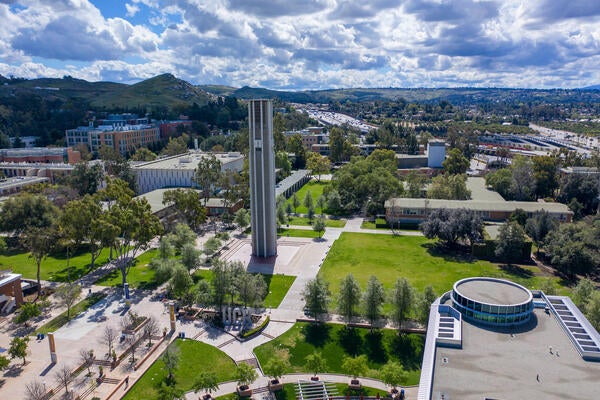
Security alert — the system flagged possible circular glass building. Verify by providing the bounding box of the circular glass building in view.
[451,277,534,326]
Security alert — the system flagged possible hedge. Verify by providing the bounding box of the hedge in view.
[239,316,270,339]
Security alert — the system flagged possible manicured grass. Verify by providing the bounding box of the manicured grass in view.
[193,270,295,308]
[36,293,106,335]
[123,339,237,400]
[0,246,109,282]
[319,233,570,304]
[286,180,328,215]
[287,216,346,228]
[254,322,424,386]
[95,249,160,290]
[278,228,322,239]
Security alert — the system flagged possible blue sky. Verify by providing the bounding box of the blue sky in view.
[0,0,599,89]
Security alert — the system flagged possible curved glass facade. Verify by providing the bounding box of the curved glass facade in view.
[452,278,534,326]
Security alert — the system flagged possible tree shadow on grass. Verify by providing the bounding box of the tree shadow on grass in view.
[303,323,330,348]
[421,242,476,264]
[388,334,425,370]
[364,330,387,364]
[337,326,363,356]
[499,264,533,279]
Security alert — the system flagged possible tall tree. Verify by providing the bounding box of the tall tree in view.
[420,208,483,247]
[495,221,528,264]
[234,208,250,234]
[162,189,207,231]
[193,154,223,206]
[337,274,361,322]
[525,211,558,256]
[341,355,368,380]
[302,277,330,321]
[286,133,306,169]
[380,361,407,393]
[306,152,330,182]
[389,278,414,333]
[442,148,469,175]
[0,193,59,236]
[510,155,536,201]
[532,156,558,198]
[427,174,471,200]
[193,371,219,398]
[304,351,327,378]
[362,275,385,329]
[25,380,46,400]
[416,286,437,326]
[313,217,326,238]
[9,336,29,365]
[68,162,104,196]
[180,243,201,275]
[22,226,59,298]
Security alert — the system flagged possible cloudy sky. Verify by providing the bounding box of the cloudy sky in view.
[0,0,599,89]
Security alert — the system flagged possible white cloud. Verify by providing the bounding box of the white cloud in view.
[0,0,599,89]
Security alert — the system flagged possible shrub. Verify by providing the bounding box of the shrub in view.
[239,317,270,339]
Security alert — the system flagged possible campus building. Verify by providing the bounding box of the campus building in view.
[0,147,81,164]
[384,198,573,224]
[131,151,244,195]
[418,277,600,400]
[65,122,160,155]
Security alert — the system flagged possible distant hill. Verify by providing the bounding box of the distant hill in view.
[582,84,600,90]
[199,85,600,105]
[0,73,212,110]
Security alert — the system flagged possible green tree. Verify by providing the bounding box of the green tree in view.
[405,171,427,198]
[0,355,9,371]
[313,216,326,238]
[286,133,306,169]
[55,282,82,320]
[546,222,597,278]
[307,204,315,223]
[329,127,345,163]
[442,148,469,175]
[275,151,292,177]
[193,154,223,206]
[510,155,536,201]
[362,275,385,329]
[15,303,41,324]
[22,226,59,298]
[161,136,188,156]
[558,174,599,216]
[306,152,330,182]
[302,277,330,321]
[180,243,201,275]
[427,174,470,200]
[163,189,207,230]
[193,371,219,398]
[304,351,327,377]
[234,208,250,234]
[420,208,483,247]
[169,265,193,298]
[203,237,221,258]
[162,346,180,382]
[130,147,157,161]
[0,193,59,236]
[316,195,326,215]
[532,156,558,198]
[485,168,513,199]
[379,361,407,391]
[342,355,368,379]
[337,273,361,322]
[263,351,290,382]
[68,162,104,196]
[9,336,29,365]
[158,236,175,260]
[585,291,600,331]
[495,221,528,264]
[107,197,163,286]
[525,211,558,256]
[169,223,196,253]
[292,193,301,214]
[572,278,595,311]
[236,362,258,387]
[416,286,437,326]
[389,278,414,333]
[303,191,314,210]
[237,272,267,308]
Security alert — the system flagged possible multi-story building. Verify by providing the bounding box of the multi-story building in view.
[131,151,244,195]
[66,122,160,155]
[0,147,81,164]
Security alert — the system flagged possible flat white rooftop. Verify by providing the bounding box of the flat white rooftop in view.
[133,151,243,171]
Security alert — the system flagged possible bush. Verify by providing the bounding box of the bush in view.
[15,302,41,324]
[239,316,270,339]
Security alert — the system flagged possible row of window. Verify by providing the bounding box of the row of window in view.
[452,292,532,316]
[453,302,531,325]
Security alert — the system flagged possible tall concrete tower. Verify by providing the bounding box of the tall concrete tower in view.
[248,99,277,257]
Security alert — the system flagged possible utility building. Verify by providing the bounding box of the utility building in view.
[248,99,277,257]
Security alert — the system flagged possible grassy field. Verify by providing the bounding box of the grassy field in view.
[36,293,106,335]
[193,270,295,308]
[254,322,424,386]
[95,249,160,289]
[287,216,346,228]
[123,339,237,400]
[278,228,322,239]
[286,181,328,215]
[319,233,570,303]
[0,246,110,282]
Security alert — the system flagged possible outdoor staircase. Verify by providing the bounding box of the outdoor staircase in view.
[103,377,121,385]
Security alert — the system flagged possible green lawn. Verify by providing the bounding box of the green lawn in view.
[95,249,160,290]
[286,180,328,215]
[123,339,237,400]
[278,228,322,239]
[254,322,424,386]
[0,246,110,282]
[319,233,570,304]
[287,216,346,228]
[193,270,295,308]
[36,293,106,335]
